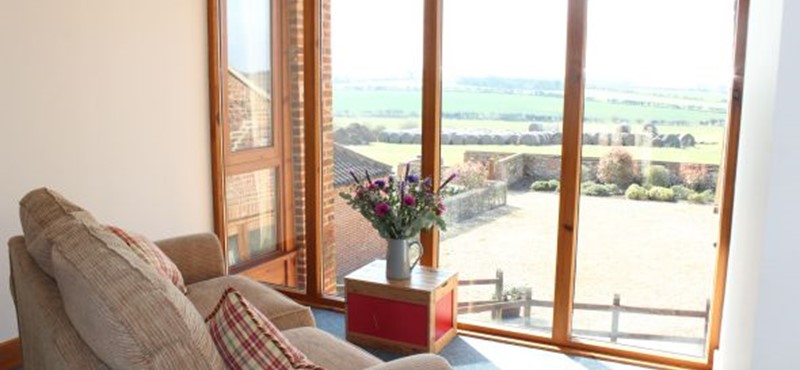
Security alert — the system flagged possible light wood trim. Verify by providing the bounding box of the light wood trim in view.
[433,328,458,353]
[0,338,21,370]
[552,0,587,344]
[347,332,428,354]
[708,0,750,363]
[428,292,436,352]
[207,0,226,252]
[346,281,430,304]
[458,327,702,370]
[420,0,443,268]
[303,0,323,296]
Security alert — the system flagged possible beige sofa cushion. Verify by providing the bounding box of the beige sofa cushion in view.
[19,187,96,276]
[282,327,382,370]
[187,275,315,331]
[49,217,225,370]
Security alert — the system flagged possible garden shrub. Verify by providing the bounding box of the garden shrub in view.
[581,181,621,197]
[687,189,716,204]
[597,148,636,188]
[581,164,596,182]
[531,180,559,192]
[625,184,649,200]
[647,186,676,202]
[644,165,671,188]
[670,185,693,201]
[446,161,488,191]
[679,163,711,190]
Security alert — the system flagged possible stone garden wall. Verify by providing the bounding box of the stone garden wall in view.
[442,180,507,225]
[463,151,720,189]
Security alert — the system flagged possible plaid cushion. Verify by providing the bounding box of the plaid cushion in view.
[106,225,188,294]
[206,288,324,370]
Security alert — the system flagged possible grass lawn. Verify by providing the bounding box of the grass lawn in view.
[345,141,724,168]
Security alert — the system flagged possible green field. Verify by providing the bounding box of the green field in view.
[333,89,727,123]
[332,87,728,166]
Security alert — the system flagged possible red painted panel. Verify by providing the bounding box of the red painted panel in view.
[435,291,454,340]
[347,293,428,347]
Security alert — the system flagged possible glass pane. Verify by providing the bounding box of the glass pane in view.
[226,0,273,151]
[438,0,567,337]
[572,0,735,357]
[322,0,424,296]
[225,168,279,266]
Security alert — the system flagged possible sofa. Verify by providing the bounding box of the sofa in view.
[8,188,452,369]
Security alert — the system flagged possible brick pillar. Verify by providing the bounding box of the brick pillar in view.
[288,0,336,294]
[320,0,337,295]
[288,0,307,289]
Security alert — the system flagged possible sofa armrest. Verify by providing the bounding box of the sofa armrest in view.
[155,233,227,284]
[365,354,453,370]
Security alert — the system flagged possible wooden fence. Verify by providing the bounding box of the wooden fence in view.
[458,269,711,345]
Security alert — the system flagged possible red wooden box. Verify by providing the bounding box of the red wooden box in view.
[345,260,458,354]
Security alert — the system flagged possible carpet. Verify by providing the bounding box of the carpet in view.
[311,308,646,370]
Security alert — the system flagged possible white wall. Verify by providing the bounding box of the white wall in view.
[0,1,212,341]
[718,0,800,368]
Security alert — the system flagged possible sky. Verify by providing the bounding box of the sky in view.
[226,0,270,74]
[227,0,737,90]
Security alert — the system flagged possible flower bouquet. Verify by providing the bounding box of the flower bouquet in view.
[339,164,456,279]
[339,164,455,239]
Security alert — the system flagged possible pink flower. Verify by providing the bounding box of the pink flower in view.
[374,202,390,217]
[403,195,416,207]
[435,201,446,216]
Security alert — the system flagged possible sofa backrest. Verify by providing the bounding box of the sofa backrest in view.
[12,188,226,370]
[8,235,110,370]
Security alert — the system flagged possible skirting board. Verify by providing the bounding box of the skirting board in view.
[0,338,21,370]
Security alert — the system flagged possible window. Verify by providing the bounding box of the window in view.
[209,0,749,367]
[438,0,568,337]
[210,0,307,289]
[320,0,425,297]
[571,0,736,357]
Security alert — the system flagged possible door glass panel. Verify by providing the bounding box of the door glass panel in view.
[572,0,734,357]
[321,0,424,296]
[226,0,273,151]
[225,168,279,266]
[438,0,567,337]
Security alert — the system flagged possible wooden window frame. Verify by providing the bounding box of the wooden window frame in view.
[209,0,751,367]
[208,0,297,277]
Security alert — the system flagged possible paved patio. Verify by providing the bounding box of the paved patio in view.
[439,191,719,356]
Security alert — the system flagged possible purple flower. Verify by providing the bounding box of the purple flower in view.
[407,174,419,183]
[403,195,416,207]
[436,201,446,216]
[374,202,390,217]
[374,180,386,188]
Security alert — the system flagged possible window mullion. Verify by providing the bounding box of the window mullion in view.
[552,0,588,345]
[420,0,443,268]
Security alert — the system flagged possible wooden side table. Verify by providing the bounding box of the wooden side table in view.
[345,260,458,354]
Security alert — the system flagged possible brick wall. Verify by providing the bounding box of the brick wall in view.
[463,151,720,189]
[226,70,272,151]
[333,190,386,285]
[286,0,336,294]
[287,0,308,289]
[320,0,337,294]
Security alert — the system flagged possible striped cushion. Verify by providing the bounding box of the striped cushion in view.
[106,225,187,294]
[206,288,323,370]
